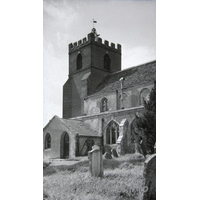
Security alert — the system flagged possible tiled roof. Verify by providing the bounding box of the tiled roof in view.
[90,60,156,96]
[56,116,100,137]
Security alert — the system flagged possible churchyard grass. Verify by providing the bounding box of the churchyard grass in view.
[43,154,144,200]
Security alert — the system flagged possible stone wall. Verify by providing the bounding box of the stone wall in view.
[68,43,92,75]
[91,42,121,73]
[63,32,122,119]
[71,106,145,153]
[84,83,154,116]
[43,117,77,159]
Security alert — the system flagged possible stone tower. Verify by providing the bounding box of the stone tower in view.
[63,28,122,119]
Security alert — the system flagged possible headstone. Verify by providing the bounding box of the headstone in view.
[88,149,103,177]
[111,148,118,157]
[104,145,112,154]
[116,144,122,156]
[104,152,112,159]
[92,145,100,150]
[142,154,156,200]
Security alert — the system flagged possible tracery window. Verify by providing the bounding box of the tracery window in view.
[105,121,119,144]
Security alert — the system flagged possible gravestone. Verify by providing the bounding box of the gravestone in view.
[88,148,103,177]
[104,152,112,159]
[92,145,100,150]
[111,148,118,157]
[142,154,156,200]
[116,143,122,156]
[104,145,112,154]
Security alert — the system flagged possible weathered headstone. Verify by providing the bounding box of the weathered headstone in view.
[104,145,112,154]
[88,148,103,177]
[111,148,118,157]
[116,143,122,156]
[142,154,156,200]
[104,152,112,159]
[92,145,100,150]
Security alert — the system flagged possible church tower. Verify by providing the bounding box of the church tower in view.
[63,28,122,119]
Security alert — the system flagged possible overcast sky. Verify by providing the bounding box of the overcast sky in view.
[43,0,156,126]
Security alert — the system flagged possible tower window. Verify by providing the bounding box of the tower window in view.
[100,98,108,112]
[104,54,111,71]
[77,54,82,70]
[45,133,51,149]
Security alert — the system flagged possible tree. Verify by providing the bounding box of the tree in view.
[135,81,156,154]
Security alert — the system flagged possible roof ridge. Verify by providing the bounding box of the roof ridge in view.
[111,60,156,75]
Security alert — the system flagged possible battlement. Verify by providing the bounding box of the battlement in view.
[69,32,121,53]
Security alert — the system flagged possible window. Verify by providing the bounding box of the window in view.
[100,98,108,112]
[104,54,111,71]
[105,121,119,144]
[45,133,51,149]
[77,54,82,70]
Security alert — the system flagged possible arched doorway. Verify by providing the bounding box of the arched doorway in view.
[60,132,69,159]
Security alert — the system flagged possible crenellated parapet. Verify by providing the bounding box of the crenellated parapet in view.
[69,32,121,53]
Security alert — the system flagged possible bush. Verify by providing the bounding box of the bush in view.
[135,81,156,154]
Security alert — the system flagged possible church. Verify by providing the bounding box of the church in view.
[43,28,156,159]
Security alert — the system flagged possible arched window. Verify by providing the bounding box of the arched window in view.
[100,98,108,112]
[45,133,51,149]
[105,121,119,145]
[104,54,111,71]
[77,54,82,70]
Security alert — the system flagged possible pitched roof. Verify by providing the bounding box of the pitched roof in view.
[47,116,100,137]
[90,60,156,96]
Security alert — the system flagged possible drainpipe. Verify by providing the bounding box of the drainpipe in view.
[119,77,125,109]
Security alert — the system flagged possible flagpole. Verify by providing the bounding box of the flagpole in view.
[91,19,97,29]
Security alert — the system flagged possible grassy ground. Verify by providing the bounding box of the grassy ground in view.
[43,154,145,200]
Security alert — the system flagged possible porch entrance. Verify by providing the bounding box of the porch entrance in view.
[61,132,69,159]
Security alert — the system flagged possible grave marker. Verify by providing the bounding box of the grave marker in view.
[88,147,103,177]
[142,154,156,200]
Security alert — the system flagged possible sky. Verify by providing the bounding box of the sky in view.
[43,0,156,126]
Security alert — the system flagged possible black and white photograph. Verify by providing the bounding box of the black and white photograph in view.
[2,0,200,200]
[43,0,156,199]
